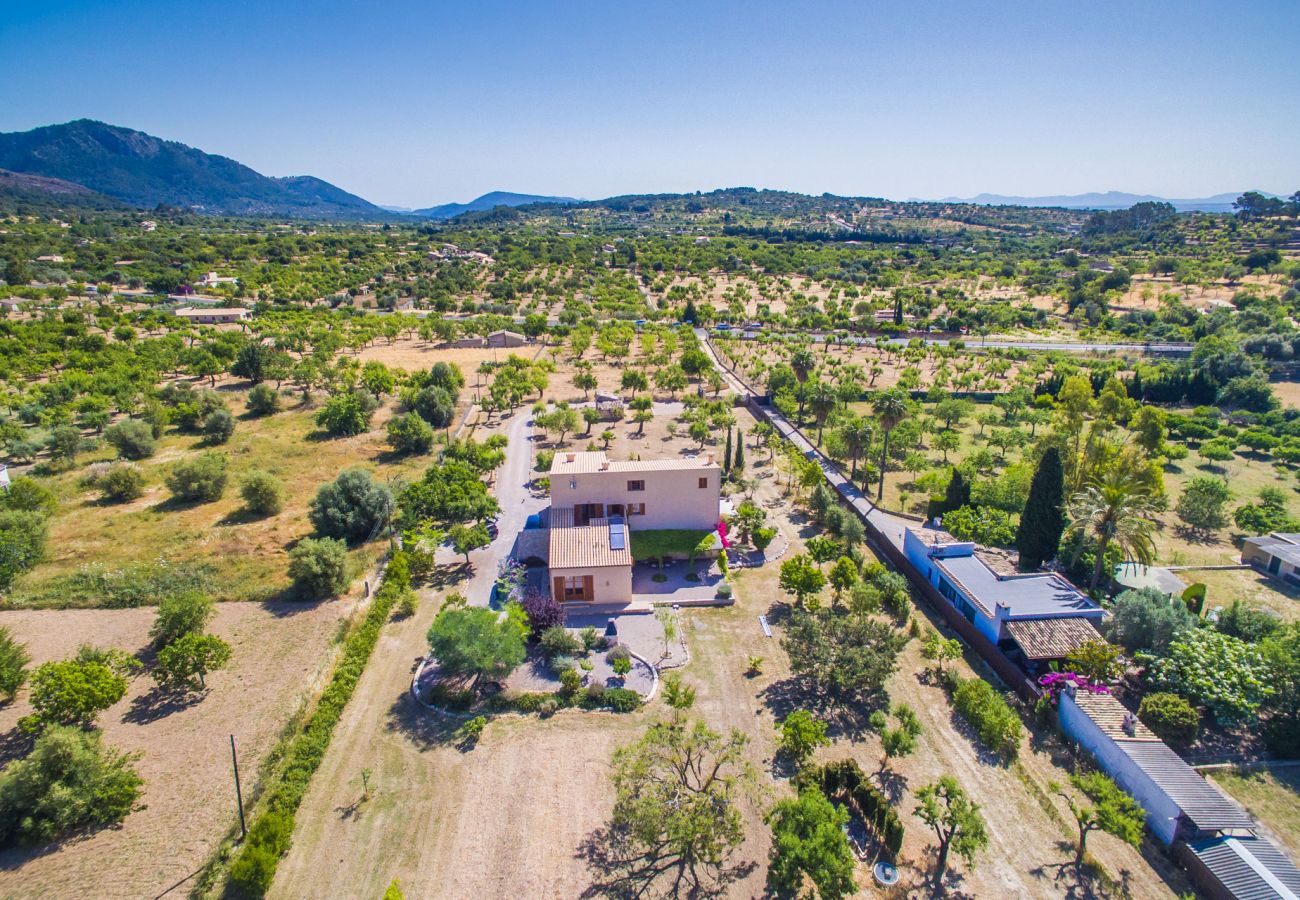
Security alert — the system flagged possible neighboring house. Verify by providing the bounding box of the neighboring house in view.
[198,271,239,286]
[1240,533,1300,583]
[1058,685,1300,899]
[902,528,1103,667]
[537,451,721,607]
[444,336,487,349]
[172,306,250,325]
[1059,686,1255,847]
[35,254,64,263]
[0,464,10,491]
[486,329,526,348]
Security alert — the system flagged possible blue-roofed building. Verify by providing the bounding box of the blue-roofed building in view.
[902,527,1103,666]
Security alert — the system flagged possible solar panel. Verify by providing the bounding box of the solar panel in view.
[609,518,626,551]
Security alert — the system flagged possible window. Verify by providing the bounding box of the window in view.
[698,477,709,489]
[563,576,586,599]
[627,480,645,492]
[627,503,645,516]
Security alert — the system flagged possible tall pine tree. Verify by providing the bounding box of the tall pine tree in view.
[732,428,745,475]
[1016,446,1065,570]
[941,467,970,515]
[723,428,733,474]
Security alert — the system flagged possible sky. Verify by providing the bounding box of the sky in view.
[1,0,1296,207]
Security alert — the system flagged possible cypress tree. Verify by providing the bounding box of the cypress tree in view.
[723,428,732,473]
[733,429,745,474]
[941,467,970,515]
[1016,446,1065,570]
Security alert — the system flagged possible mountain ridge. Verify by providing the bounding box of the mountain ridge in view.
[939,190,1277,212]
[413,190,579,219]
[0,120,388,220]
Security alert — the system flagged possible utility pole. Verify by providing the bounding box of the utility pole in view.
[230,734,246,840]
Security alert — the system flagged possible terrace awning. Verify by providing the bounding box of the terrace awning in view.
[1006,617,1102,661]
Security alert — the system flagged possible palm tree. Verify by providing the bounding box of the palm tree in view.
[841,416,873,479]
[790,347,816,417]
[872,388,909,503]
[1065,467,1161,591]
[809,382,836,445]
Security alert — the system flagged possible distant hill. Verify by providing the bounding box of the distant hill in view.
[413,190,578,219]
[0,167,126,213]
[0,120,388,220]
[940,190,1275,213]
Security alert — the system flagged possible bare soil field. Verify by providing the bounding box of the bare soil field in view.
[0,597,355,899]
[356,340,543,378]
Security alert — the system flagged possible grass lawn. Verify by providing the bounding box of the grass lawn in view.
[1191,567,1300,624]
[5,383,430,608]
[1208,765,1300,858]
[628,528,715,562]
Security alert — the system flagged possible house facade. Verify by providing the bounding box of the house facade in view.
[902,528,1103,665]
[541,451,721,606]
[1240,532,1300,584]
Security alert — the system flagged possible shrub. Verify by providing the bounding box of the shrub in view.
[559,668,583,695]
[287,537,350,599]
[0,476,57,516]
[606,644,632,664]
[952,676,1023,758]
[407,384,455,428]
[584,681,606,704]
[240,470,285,517]
[19,657,128,732]
[580,626,600,651]
[150,592,214,646]
[455,716,487,747]
[778,709,830,767]
[315,390,377,437]
[520,589,565,638]
[201,408,236,444]
[153,633,232,692]
[603,687,642,712]
[0,725,143,846]
[165,452,227,503]
[716,582,733,600]
[309,468,393,543]
[104,419,155,460]
[1143,629,1274,724]
[550,654,577,675]
[511,691,554,713]
[1107,587,1197,655]
[0,509,48,590]
[1138,692,1200,744]
[99,463,146,502]
[386,412,435,455]
[0,625,30,702]
[394,588,418,618]
[752,526,777,551]
[942,505,1016,547]
[539,625,582,657]
[612,655,632,677]
[246,383,281,417]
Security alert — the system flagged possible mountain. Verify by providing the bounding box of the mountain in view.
[0,168,126,213]
[413,190,578,219]
[940,190,1273,213]
[0,120,387,220]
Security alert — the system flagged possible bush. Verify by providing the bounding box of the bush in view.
[0,625,30,702]
[559,668,583,695]
[165,452,227,503]
[520,589,565,638]
[603,687,642,712]
[0,509,48,590]
[0,477,57,516]
[202,408,236,444]
[104,419,155,460]
[19,657,128,732]
[0,725,143,846]
[952,676,1023,758]
[407,384,455,428]
[240,470,285,517]
[287,537,350,599]
[386,412,435,455]
[154,633,231,692]
[246,384,281,417]
[942,505,1016,547]
[1107,587,1197,655]
[1143,629,1274,724]
[308,468,393,543]
[539,625,582,657]
[1138,692,1200,744]
[99,463,146,502]
[150,592,214,646]
[315,390,377,437]
[752,526,777,551]
[584,681,607,704]
[812,760,905,859]
[510,691,554,713]
[606,644,631,665]
[550,654,577,675]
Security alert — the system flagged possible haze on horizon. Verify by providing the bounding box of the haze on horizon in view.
[2,0,1296,208]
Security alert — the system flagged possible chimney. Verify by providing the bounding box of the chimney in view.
[565,453,576,463]
[600,460,610,471]
[706,453,715,465]
[1122,712,1137,737]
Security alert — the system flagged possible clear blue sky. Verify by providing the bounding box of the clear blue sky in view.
[2,0,1296,206]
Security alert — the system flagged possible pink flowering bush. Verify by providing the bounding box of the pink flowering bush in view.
[1038,671,1110,705]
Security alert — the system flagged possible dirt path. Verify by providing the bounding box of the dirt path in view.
[0,600,351,900]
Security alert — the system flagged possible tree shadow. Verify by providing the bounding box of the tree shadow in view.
[123,687,205,725]
[575,825,758,899]
[910,846,978,899]
[875,765,909,805]
[383,691,460,752]
[259,591,326,615]
[217,506,267,526]
[946,707,1013,768]
[0,725,35,766]
[1028,842,1118,900]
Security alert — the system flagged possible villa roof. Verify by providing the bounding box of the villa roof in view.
[1185,835,1300,899]
[549,516,633,570]
[550,450,718,475]
[930,549,1099,620]
[1243,533,1300,567]
[1005,617,1102,660]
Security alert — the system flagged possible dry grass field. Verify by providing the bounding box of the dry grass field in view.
[6,382,429,608]
[0,597,357,899]
[1208,765,1300,859]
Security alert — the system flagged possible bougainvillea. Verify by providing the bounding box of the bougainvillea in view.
[1038,671,1111,706]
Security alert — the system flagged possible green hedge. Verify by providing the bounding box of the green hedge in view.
[815,759,904,859]
[225,553,409,898]
[952,676,1023,759]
